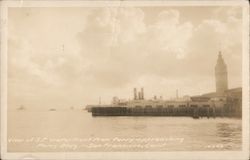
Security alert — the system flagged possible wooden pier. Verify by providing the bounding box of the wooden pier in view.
[91,106,239,118]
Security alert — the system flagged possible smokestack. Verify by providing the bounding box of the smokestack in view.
[176,89,179,99]
[154,95,157,100]
[99,96,101,105]
[141,88,144,100]
[134,88,137,100]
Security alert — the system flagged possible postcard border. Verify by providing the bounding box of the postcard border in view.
[1,1,249,160]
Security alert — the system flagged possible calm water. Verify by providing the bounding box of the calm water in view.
[8,110,242,152]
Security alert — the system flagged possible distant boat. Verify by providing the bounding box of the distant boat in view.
[49,108,56,111]
[192,115,200,119]
[70,106,74,110]
[17,105,25,111]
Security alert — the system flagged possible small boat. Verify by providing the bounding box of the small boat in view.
[192,115,199,119]
[49,108,56,111]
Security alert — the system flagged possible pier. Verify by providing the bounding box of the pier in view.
[91,105,240,118]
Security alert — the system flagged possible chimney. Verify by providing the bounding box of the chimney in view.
[134,88,137,100]
[99,96,101,105]
[176,89,179,99]
[138,92,141,99]
[154,95,157,100]
[141,88,144,100]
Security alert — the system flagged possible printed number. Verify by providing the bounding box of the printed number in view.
[206,144,224,149]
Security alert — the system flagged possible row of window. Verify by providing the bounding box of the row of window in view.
[133,104,212,108]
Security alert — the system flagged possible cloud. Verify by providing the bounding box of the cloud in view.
[186,7,242,77]
[7,7,243,108]
[76,7,242,91]
[8,8,91,86]
[79,7,146,48]
[145,9,193,59]
[77,8,194,89]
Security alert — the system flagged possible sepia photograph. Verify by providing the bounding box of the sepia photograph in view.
[0,0,249,160]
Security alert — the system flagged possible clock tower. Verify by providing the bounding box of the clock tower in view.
[215,51,228,95]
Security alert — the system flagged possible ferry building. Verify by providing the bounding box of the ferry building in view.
[88,52,242,118]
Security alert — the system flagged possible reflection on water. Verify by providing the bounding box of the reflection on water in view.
[8,110,242,152]
[216,123,242,148]
[217,123,241,137]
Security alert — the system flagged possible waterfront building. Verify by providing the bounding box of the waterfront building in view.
[87,51,242,118]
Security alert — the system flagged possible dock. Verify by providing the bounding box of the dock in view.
[91,105,239,118]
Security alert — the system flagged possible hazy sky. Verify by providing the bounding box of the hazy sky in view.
[8,6,242,109]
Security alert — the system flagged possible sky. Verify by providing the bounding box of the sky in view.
[7,6,242,110]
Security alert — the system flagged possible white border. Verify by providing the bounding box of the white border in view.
[0,1,249,160]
